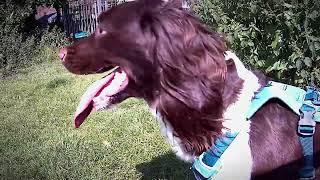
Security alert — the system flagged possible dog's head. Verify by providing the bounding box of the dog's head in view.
[60,0,242,155]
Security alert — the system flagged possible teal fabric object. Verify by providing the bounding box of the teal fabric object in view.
[303,86,320,122]
[246,81,306,119]
[74,31,89,39]
[191,131,239,179]
[203,131,238,166]
[247,81,320,122]
[192,153,222,179]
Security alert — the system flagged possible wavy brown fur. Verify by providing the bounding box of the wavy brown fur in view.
[143,2,231,155]
[61,0,244,156]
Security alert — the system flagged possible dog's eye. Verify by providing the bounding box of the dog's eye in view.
[96,28,107,36]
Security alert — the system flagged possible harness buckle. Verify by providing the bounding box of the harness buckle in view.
[192,153,222,179]
[298,104,316,136]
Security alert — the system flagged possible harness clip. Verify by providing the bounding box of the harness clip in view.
[298,104,316,136]
[192,153,222,179]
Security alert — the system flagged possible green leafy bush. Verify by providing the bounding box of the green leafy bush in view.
[0,0,67,76]
[194,0,320,86]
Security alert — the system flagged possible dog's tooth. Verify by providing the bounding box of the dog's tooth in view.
[116,72,122,79]
[114,72,119,79]
[111,71,126,87]
[120,72,126,82]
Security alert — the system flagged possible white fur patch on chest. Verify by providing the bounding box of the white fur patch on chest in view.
[223,51,261,130]
[215,51,261,180]
[150,108,195,162]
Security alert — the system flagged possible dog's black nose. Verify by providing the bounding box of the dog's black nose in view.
[59,48,67,62]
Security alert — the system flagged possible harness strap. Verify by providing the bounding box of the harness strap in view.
[298,86,319,180]
[246,81,306,119]
[299,136,315,179]
[191,131,239,179]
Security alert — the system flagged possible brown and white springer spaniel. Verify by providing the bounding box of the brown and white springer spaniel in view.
[59,0,320,179]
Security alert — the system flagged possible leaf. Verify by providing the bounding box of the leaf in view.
[300,69,308,78]
[266,61,281,72]
[273,50,280,56]
[295,78,304,84]
[303,57,312,67]
[314,42,320,51]
[278,62,288,70]
[308,36,320,42]
[309,10,319,20]
[289,51,302,62]
[282,3,295,8]
[284,11,293,20]
[296,59,303,70]
[247,41,254,47]
[249,24,261,33]
[271,32,280,49]
[256,60,265,67]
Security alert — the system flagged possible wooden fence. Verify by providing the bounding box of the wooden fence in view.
[61,0,190,38]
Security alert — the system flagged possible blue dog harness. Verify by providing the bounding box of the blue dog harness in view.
[191,81,320,179]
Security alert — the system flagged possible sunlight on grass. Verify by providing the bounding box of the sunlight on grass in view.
[0,61,192,179]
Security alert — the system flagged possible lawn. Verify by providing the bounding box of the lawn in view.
[0,60,192,179]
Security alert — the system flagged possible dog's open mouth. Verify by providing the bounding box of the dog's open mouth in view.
[74,67,129,128]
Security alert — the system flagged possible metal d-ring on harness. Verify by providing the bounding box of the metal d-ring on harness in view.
[191,81,320,180]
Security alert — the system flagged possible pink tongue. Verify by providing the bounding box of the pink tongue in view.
[74,73,115,128]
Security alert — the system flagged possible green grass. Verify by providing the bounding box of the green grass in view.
[0,60,192,179]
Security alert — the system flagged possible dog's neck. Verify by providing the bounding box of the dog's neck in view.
[150,52,261,162]
[222,51,261,132]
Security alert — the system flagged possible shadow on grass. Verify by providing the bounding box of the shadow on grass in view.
[136,152,194,180]
[46,77,69,89]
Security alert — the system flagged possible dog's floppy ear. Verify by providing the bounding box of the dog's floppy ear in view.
[145,5,228,155]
